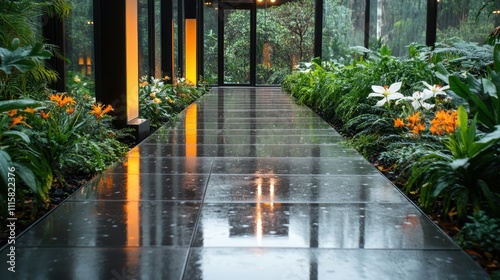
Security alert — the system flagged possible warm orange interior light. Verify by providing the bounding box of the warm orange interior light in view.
[185,104,197,156]
[126,147,140,247]
[126,0,139,121]
[185,19,197,85]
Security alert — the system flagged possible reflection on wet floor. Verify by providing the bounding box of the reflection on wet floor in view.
[0,87,488,279]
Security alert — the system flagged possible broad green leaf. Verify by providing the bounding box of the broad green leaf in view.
[0,99,42,112]
[0,150,12,189]
[3,130,30,143]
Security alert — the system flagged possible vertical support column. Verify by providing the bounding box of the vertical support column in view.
[161,0,173,81]
[426,0,438,48]
[94,0,149,142]
[185,0,197,85]
[364,0,370,48]
[314,0,323,59]
[42,15,66,92]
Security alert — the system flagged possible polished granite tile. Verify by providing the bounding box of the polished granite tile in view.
[153,127,340,136]
[17,201,200,247]
[183,248,488,280]
[176,110,321,119]
[191,203,457,249]
[144,134,345,145]
[69,173,208,201]
[214,145,363,158]
[158,122,333,130]
[204,175,406,203]
[127,144,218,157]
[212,157,378,175]
[104,157,214,174]
[131,143,359,158]
[0,247,188,280]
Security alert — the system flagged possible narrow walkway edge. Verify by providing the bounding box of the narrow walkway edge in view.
[1,87,488,279]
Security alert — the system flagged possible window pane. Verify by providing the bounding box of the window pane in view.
[322,0,366,61]
[65,0,94,92]
[437,0,498,43]
[370,0,427,56]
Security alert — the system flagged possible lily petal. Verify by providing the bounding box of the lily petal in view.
[368,92,384,98]
[375,99,387,107]
[388,82,402,93]
[371,85,386,93]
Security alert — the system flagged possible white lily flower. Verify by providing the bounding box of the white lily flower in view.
[402,91,435,110]
[422,81,449,98]
[368,82,404,107]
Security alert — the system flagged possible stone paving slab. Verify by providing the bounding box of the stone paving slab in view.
[0,87,488,279]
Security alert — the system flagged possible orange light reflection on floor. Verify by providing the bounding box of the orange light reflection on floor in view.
[185,104,197,157]
[126,147,140,247]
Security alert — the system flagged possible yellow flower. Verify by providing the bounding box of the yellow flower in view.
[394,118,405,128]
[139,81,149,87]
[24,107,37,114]
[167,97,174,104]
[153,98,162,104]
[9,115,31,129]
[74,75,81,83]
[150,92,156,98]
[163,75,171,81]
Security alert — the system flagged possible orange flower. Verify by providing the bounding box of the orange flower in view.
[90,103,114,119]
[163,76,171,81]
[406,111,421,126]
[8,110,17,117]
[394,118,405,128]
[66,107,75,114]
[139,81,149,87]
[430,110,458,135]
[409,123,426,136]
[153,98,162,104]
[24,107,37,114]
[40,110,50,119]
[50,93,76,107]
[9,115,31,129]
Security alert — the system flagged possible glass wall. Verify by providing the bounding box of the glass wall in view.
[138,0,149,78]
[203,1,219,84]
[65,0,94,90]
[369,0,427,57]
[437,0,498,43]
[322,0,365,61]
[256,0,315,85]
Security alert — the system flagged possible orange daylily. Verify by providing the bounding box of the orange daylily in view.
[8,110,17,117]
[40,110,50,119]
[66,107,75,114]
[430,110,458,135]
[90,103,114,119]
[394,118,405,128]
[9,115,31,129]
[50,93,76,108]
[24,107,37,114]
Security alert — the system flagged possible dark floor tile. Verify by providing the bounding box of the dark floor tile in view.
[69,173,208,201]
[191,203,456,249]
[104,157,214,174]
[0,247,188,280]
[16,201,200,247]
[216,144,363,158]
[212,157,378,175]
[160,122,333,130]
[153,128,339,136]
[204,175,406,203]
[145,134,345,145]
[128,143,218,157]
[183,248,488,280]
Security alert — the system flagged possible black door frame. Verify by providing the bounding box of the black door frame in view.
[217,2,256,86]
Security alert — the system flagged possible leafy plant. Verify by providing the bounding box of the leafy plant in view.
[455,211,500,253]
[407,106,500,218]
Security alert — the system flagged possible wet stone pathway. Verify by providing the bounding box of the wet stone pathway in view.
[1,88,488,279]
